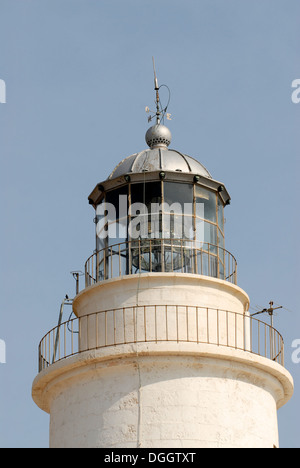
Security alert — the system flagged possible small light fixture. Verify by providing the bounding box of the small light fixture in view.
[218,185,224,193]
[159,171,166,180]
[193,175,200,183]
[225,199,231,206]
[124,175,131,183]
[97,184,104,192]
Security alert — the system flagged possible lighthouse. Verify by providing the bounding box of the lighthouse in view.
[32,70,293,448]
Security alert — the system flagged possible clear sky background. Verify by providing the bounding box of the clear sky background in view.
[0,0,299,448]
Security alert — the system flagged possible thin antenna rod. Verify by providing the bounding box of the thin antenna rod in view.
[251,300,283,328]
[251,301,283,360]
[152,56,161,124]
[145,58,171,124]
[152,56,159,90]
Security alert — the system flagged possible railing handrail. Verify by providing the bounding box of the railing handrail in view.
[85,239,238,286]
[38,306,284,372]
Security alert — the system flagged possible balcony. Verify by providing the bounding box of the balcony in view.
[85,239,238,287]
[38,306,284,372]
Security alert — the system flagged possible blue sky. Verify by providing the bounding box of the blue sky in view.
[0,0,299,448]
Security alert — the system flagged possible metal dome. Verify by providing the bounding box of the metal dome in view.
[107,148,212,180]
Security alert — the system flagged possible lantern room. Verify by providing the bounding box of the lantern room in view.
[87,123,235,285]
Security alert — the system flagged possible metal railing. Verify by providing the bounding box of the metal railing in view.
[85,239,237,287]
[38,306,284,372]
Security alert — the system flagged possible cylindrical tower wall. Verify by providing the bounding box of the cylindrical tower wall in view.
[47,352,283,448]
[73,274,250,354]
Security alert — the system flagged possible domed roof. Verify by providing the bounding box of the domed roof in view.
[108,148,212,180]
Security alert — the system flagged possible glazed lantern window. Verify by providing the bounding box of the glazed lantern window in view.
[96,180,225,248]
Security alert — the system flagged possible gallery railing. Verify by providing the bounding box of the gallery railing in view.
[38,306,284,372]
[85,239,238,286]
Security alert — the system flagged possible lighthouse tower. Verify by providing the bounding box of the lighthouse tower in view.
[32,73,293,448]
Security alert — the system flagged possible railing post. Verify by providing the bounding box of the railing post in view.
[149,239,152,272]
[244,310,251,352]
[96,251,99,283]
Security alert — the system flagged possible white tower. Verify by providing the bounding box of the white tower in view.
[32,74,293,448]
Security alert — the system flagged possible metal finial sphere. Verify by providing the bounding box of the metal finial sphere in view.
[145,124,172,149]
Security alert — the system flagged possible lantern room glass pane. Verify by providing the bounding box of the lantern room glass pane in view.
[195,186,217,223]
[195,220,217,254]
[195,218,205,245]
[107,219,128,246]
[218,196,224,233]
[96,197,107,251]
[218,229,225,249]
[204,222,217,249]
[106,185,128,220]
[162,214,194,240]
[97,186,129,251]
[164,182,193,211]
[131,182,162,209]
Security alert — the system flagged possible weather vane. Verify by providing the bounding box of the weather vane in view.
[145,57,172,125]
